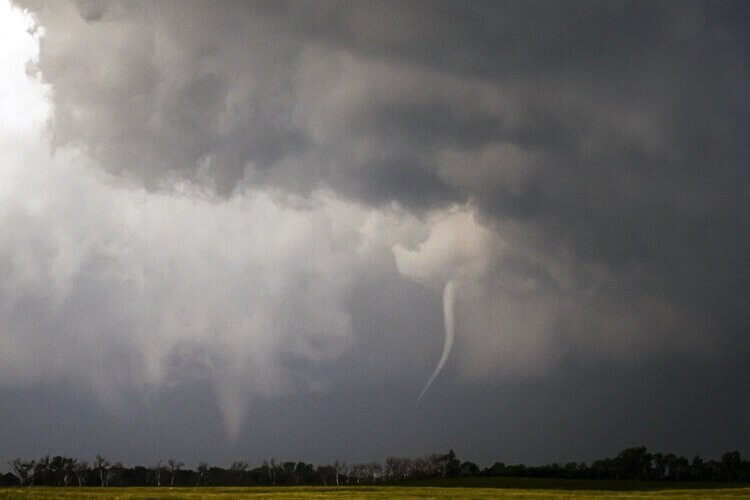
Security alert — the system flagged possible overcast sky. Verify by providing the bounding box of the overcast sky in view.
[1,0,750,469]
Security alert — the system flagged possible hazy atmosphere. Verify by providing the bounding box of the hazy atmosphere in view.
[1,0,749,470]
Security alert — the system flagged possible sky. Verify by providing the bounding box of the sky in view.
[1,0,749,469]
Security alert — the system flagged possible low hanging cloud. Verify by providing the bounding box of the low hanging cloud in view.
[0,24,377,434]
[391,203,713,381]
[393,206,506,289]
[0,131,369,436]
[5,0,750,447]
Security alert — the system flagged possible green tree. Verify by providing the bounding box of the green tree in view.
[460,461,480,476]
[720,451,747,481]
[614,446,652,480]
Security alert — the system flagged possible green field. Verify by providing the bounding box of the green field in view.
[2,484,750,499]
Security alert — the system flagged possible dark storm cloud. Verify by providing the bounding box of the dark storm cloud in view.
[21,0,750,216]
[5,0,750,466]
[18,0,307,193]
[17,0,750,380]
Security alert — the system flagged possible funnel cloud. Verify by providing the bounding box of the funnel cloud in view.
[417,280,456,406]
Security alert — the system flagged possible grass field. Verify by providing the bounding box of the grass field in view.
[2,485,750,499]
[398,476,749,490]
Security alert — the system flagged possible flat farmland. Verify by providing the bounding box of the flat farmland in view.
[2,486,750,499]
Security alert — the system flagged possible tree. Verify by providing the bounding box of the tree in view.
[349,463,366,484]
[316,464,337,486]
[591,457,615,479]
[690,455,706,481]
[651,453,666,480]
[366,462,383,482]
[413,456,430,478]
[485,461,506,476]
[0,472,20,486]
[48,456,78,486]
[149,461,163,486]
[8,459,35,486]
[333,460,346,486]
[167,458,184,486]
[74,461,89,487]
[280,461,297,484]
[384,457,402,480]
[662,453,689,481]
[614,446,652,480]
[562,462,586,479]
[294,462,316,484]
[460,461,480,477]
[33,455,51,485]
[93,455,118,487]
[229,460,248,485]
[720,451,748,482]
[261,459,278,485]
[438,450,461,477]
[196,461,209,486]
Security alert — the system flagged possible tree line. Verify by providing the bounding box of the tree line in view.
[2,447,749,487]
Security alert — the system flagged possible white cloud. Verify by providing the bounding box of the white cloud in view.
[0,3,373,436]
[0,123,370,436]
[392,205,506,289]
[0,0,49,133]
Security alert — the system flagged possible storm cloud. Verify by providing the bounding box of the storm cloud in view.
[2,0,750,466]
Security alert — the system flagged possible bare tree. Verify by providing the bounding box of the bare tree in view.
[167,458,184,486]
[93,455,118,487]
[316,464,336,486]
[367,462,383,482]
[149,461,163,487]
[333,460,346,486]
[427,453,444,477]
[196,461,208,486]
[414,456,429,478]
[54,456,78,486]
[349,463,367,484]
[385,456,415,480]
[262,459,277,485]
[8,459,35,486]
[229,460,247,485]
[74,462,89,487]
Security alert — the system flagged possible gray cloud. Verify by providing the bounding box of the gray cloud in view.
[0,133,369,436]
[4,0,750,466]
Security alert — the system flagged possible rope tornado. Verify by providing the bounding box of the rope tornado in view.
[416,280,456,406]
